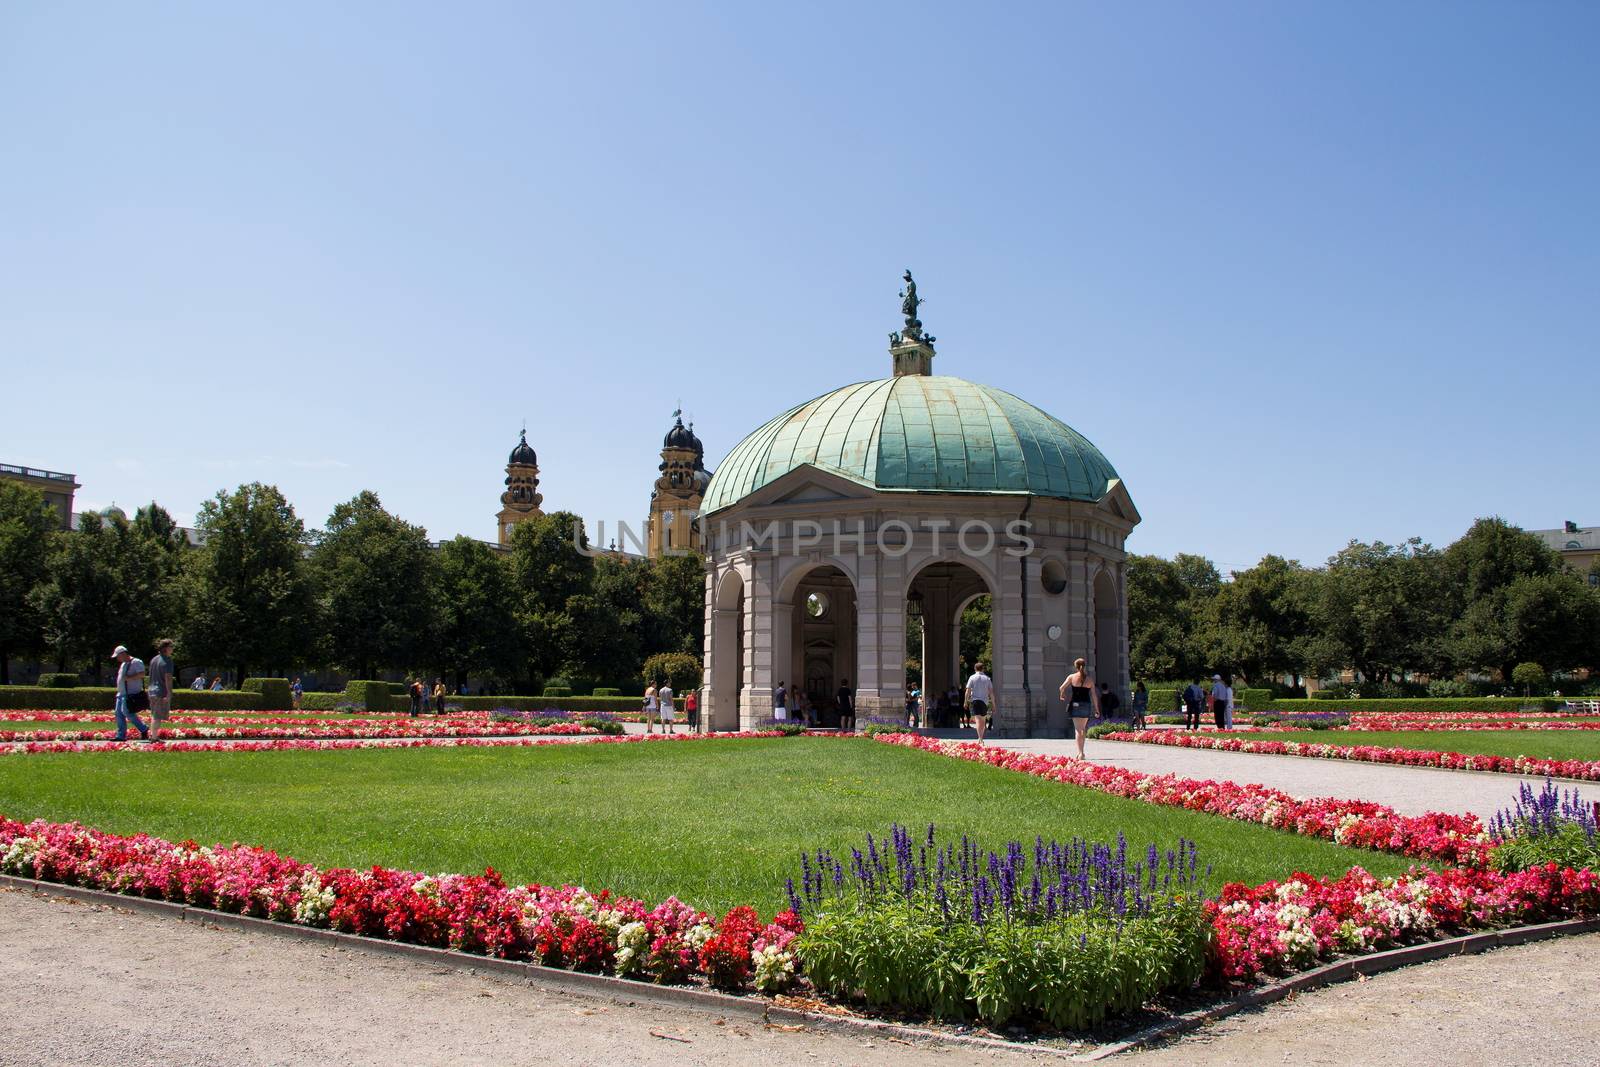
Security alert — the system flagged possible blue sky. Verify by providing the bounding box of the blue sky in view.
[2,2,1595,574]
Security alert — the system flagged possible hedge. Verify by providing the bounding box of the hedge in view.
[1265,696,1562,715]
[342,680,394,714]
[242,678,292,708]
[1141,686,1268,714]
[299,692,356,711]
[541,686,573,698]
[591,687,620,697]
[0,687,260,712]
[442,695,644,714]
[37,673,80,688]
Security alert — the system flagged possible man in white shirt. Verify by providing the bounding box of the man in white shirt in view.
[658,683,676,734]
[963,662,995,744]
[112,644,150,742]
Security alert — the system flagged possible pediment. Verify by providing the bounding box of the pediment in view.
[738,463,879,511]
[1096,478,1142,526]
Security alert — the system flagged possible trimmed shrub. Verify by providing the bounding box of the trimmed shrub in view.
[1309,689,1344,700]
[1148,688,1180,714]
[1236,688,1273,712]
[447,694,642,714]
[541,686,573,698]
[298,692,356,712]
[1266,696,1561,715]
[343,680,393,714]
[591,687,620,697]
[0,686,259,711]
[36,673,80,688]
[241,678,293,709]
[581,718,625,735]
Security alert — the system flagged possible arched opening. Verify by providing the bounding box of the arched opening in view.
[709,569,745,732]
[1093,568,1120,702]
[906,560,995,729]
[785,565,857,727]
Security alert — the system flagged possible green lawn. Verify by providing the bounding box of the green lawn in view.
[0,738,1409,911]
[1275,730,1600,761]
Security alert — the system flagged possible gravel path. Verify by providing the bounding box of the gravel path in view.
[4,887,1598,1066]
[989,736,1600,820]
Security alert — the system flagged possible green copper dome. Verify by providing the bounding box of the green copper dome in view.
[701,375,1120,514]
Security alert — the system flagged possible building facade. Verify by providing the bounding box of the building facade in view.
[0,462,79,529]
[1531,522,1600,583]
[697,275,1138,736]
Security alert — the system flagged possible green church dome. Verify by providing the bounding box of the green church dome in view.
[701,375,1120,514]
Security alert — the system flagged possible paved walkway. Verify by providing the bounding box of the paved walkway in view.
[5,885,1598,1066]
[988,736,1600,820]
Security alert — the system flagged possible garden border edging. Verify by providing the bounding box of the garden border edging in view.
[0,875,1081,1059]
[8,872,1596,1060]
[1082,914,1600,1060]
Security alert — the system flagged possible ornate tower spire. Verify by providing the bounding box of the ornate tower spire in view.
[496,428,544,545]
[889,269,936,377]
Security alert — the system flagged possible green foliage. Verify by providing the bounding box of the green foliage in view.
[591,687,620,697]
[445,694,642,713]
[342,680,393,713]
[0,481,58,682]
[311,491,437,680]
[959,595,992,672]
[541,686,573,697]
[241,677,293,708]
[1199,556,1318,684]
[641,651,701,691]
[580,718,626,735]
[1236,687,1273,711]
[1266,696,1557,714]
[1492,824,1600,874]
[1511,662,1547,692]
[29,511,175,684]
[508,511,596,681]
[0,686,259,711]
[434,536,521,685]
[1316,537,1448,685]
[180,483,318,680]
[798,896,1209,1029]
[1127,553,1219,680]
[36,673,80,688]
[1147,687,1180,714]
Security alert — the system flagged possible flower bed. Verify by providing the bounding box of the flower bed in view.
[1102,729,1600,783]
[1209,863,1600,982]
[0,720,605,743]
[1336,715,1600,732]
[0,730,783,757]
[870,733,1491,866]
[0,815,799,993]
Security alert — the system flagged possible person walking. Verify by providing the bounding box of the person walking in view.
[1130,681,1149,730]
[772,681,787,722]
[1181,676,1205,730]
[1098,682,1122,723]
[408,678,422,718]
[658,680,676,734]
[644,681,659,732]
[147,639,175,743]
[1208,674,1234,729]
[963,661,995,744]
[1058,658,1100,760]
[905,685,920,728]
[112,645,150,742]
[291,676,304,710]
[684,688,699,730]
[836,679,855,732]
[788,684,802,725]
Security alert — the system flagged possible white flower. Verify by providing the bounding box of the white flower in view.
[293,872,336,926]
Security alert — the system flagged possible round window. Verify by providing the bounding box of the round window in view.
[805,592,829,618]
[1040,559,1068,595]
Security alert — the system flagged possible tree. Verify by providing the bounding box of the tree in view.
[641,552,705,658]
[1200,556,1316,685]
[1451,572,1600,679]
[180,483,317,681]
[1442,517,1557,606]
[30,511,171,682]
[311,491,437,679]
[0,482,57,683]
[1127,553,1219,680]
[1316,538,1446,684]
[1510,661,1546,698]
[641,651,701,691]
[959,595,992,674]
[435,536,522,687]
[507,512,596,682]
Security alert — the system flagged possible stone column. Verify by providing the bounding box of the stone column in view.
[739,555,777,729]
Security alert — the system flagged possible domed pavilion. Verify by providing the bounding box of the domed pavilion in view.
[699,274,1139,736]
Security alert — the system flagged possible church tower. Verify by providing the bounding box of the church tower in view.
[496,429,544,545]
[647,412,710,557]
